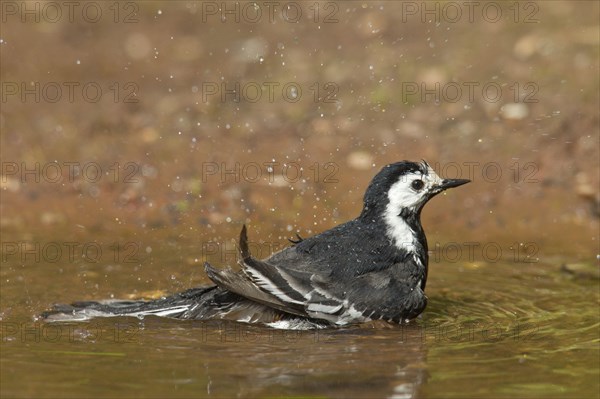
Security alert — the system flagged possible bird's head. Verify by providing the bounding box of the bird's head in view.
[361,160,470,221]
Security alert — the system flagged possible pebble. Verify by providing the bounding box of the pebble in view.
[346,151,374,171]
[500,103,529,121]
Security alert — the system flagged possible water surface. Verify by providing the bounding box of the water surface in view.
[1,240,597,399]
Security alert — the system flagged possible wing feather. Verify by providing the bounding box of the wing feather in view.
[204,262,308,317]
[208,226,352,321]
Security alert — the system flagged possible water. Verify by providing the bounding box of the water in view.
[1,240,597,398]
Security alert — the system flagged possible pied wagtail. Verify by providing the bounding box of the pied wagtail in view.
[43,160,469,329]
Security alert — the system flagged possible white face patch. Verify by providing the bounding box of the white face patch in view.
[387,166,442,210]
[383,163,442,251]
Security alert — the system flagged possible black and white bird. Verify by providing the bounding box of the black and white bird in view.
[43,160,469,329]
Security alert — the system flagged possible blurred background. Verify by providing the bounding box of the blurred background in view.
[1,1,598,398]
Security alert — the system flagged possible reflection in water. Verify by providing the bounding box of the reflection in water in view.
[185,321,428,398]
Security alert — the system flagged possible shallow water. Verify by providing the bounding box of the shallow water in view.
[1,238,597,399]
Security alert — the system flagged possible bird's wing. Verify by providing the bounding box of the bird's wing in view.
[204,225,347,322]
[238,225,348,322]
[203,262,308,317]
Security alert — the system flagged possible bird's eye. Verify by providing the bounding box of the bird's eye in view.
[411,180,425,191]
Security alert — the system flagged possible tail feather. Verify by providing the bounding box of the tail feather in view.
[42,286,216,322]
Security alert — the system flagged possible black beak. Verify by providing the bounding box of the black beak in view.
[439,178,471,190]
